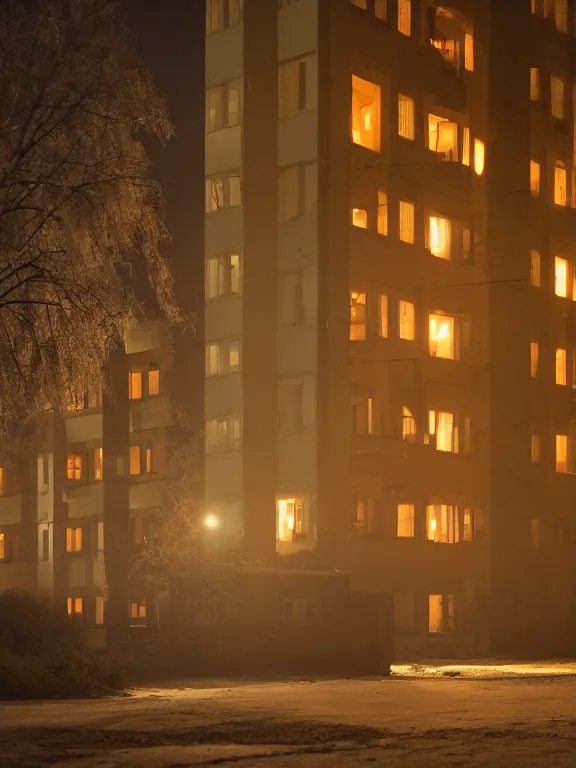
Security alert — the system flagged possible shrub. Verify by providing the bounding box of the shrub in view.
[0,591,128,699]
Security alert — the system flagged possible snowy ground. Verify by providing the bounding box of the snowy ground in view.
[1,663,576,767]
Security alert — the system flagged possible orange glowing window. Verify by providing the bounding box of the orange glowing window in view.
[554,162,567,206]
[67,597,83,616]
[65,527,82,553]
[399,300,415,340]
[426,505,458,543]
[277,497,307,541]
[474,139,485,176]
[129,445,141,476]
[428,216,451,259]
[429,314,456,360]
[556,434,568,473]
[67,455,82,481]
[555,257,569,297]
[530,250,541,287]
[530,161,540,197]
[530,342,539,377]
[556,348,567,385]
[397,504,415,537]
[148,368,160,396]
[377,190,388,235]
[352,207,368,228]
[350,291,367,340]
[128,370,143,400]
[351,76,381,152]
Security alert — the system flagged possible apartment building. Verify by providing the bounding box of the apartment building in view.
[0,0,205,635]
[204,0,576,657]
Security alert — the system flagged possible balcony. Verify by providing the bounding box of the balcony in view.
[64,482,103,520]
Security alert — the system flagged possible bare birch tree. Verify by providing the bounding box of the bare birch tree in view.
[0,0,180,431]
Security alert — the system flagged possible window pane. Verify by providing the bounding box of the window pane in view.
[148,368,160,396]
[429,314,456,359]
[530,250,541,287]
[129,445,141,476]
[379,295,388,337]
[352,207,368,228]
[474,139,485,175]
[554,164,567,206]
[350,290,367,340]
[556,348,567,385]
[530,341,539,377]
[556,434,568,472]
[555,257,568,297]
[399,201,415,244]
[398,94,414,140]
[351,75,381,151]
[227,81,242,126]
[398,0,411,35]
[429,216,451,259]
[530,160,540,197]
[399,300,415,340]
[230,253,241,294]
[397,504,415,537]
[377,190,388,235]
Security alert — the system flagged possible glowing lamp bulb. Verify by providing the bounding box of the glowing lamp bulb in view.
[204,514,220,530]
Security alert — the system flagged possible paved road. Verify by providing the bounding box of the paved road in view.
[1,677,575,766]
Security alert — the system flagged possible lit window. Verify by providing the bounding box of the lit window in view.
[279,165,305,221]
[94,447,103,481]
[429,410,457,453]
[65,527,82,553]
[429,314,456,360]
[67,455,82,481]
[128,370,143,400]
[279,58,308,117]
[379,295,388,338]
[130,600,147,620]
[555,256,569,297]
[462,509,474,542]
[352,207,368,228]
[556,0,568,32]
[428,114,458,160]
[530,68,540,101]
[277,497,307,541]
[556,434,568,473]
[145,444,153,474]
[428,216,451,260]
[530,341,539,377]
[402,406,416,443]
[397,504,415,537]
[205,80,242,132]
[554,162,567,206]
[67,597,83,617]
[377,190,388,235]
[0,533,4,560]
[531,250,541,287]
[206,252,241,300]
[464,33,474,71]
[429,594,455,633]
[355,497,378,534]
[530,160,540,197]
[375,0,387,21]
[0,467,3,497]
[351,75,381,151]
[350,290,367,340]
[206,415,242,452]
[399,300,415,340]
[462,127,470,166]
[399,200,415,243]
[426,504,458,543]
[474,139,485,176]
[556,348,567,385]
[551,75,565,119]
[97,522,104,550]
[129,445,141,476]
[148,368,160,396]
[398,0,411,35]
[205,171,241,212]
[531,433,541,463]
[398,94,415,139]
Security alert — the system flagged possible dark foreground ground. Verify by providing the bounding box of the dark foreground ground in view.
[1,673,575,767]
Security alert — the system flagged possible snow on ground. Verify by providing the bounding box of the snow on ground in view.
[1,666,576,767]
